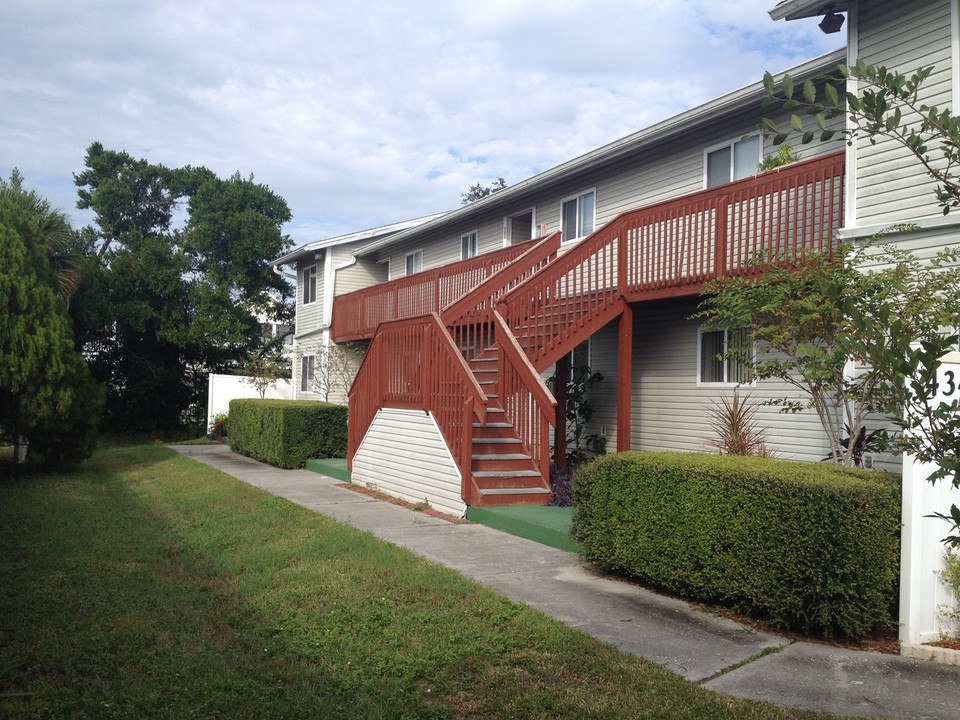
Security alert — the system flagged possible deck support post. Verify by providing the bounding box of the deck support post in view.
[553,353,569,468]
[617,306,633,452]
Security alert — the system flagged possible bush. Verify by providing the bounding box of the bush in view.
[940,549,960,637]
[208,412,228,439]
[572,452,900,638]
[228,399,347,468]
[549,463,575,507]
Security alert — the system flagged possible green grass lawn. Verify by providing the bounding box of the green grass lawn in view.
[0,445,839,719]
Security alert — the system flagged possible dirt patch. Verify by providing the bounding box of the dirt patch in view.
[335,482,470,523]
[929,637,960,651]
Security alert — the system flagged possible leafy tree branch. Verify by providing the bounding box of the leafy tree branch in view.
[761,60,960,214]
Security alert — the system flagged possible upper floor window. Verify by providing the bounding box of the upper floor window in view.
[705,135,761,188]
[302,265,317,305]
[561,189,595,242]
[461,231,478,260]
[698,328,753,386]
[405,249,423,276]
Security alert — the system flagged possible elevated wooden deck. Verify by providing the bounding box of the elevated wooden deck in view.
[343,153,845,507]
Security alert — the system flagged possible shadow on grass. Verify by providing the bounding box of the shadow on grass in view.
[1,445,429,719]
[0,444,828,720]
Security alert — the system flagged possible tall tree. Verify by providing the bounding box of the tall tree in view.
[0,170,82,304]
[73,143,293,432]
[0,194,101,465]
[461,177,507,204]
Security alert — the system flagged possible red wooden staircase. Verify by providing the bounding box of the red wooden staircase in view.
[343,152,845,507]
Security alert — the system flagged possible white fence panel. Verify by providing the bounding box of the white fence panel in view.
[206,373,293,427]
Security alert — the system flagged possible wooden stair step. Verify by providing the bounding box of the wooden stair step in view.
[473,469,542,479]
[478,486,551,495]
[474,486,552,506]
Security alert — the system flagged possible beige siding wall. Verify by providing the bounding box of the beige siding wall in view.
[375,90,845,274]
[557,297,844,463]
[382,220,510,278]
[331,243,387,296]
[295,254,324,339]
[855,0,954,225]
[581,320,620,453]
[628,298,830,462]
[352,408,466,517]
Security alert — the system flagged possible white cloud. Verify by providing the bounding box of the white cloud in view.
[0,0,842,244]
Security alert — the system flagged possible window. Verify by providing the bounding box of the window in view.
[571,338,591,369]
[405,249,423,276]
[461,231,478,259]
[706,135,761,188]
[561,190,595,242]
[302,265,317,304]
[275,324,294,346]
[698,328,752,385]
[300,355,315,392]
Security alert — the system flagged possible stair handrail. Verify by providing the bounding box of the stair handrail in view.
[496,215,625,371]
[346,313,488,478]
[491,309,557,484]
[441,231,561,325]
[496,151,845,370]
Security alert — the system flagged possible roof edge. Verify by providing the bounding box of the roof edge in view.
[355,48,846,257]
[769,1,849,21]
[273,212,446,266]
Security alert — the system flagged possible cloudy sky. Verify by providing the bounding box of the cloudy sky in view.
[2,1,842,248]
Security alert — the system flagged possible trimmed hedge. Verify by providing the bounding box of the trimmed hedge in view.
[572,452,901,638]
[228,399,347,469]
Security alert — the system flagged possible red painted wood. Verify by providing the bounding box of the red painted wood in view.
[347,313,487,486]
[346,153,844,506]
[331,237,543,343]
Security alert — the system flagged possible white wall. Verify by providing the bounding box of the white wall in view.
[206,373,292,426]
[351,408,466,517]
[900,352,960,644]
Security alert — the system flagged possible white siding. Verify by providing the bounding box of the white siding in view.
[330,242,388,296]
[855,0,954,225]
[582,320,620,453]
[295,255,324,337]
[352,408,466,517]
[630,298,831,462]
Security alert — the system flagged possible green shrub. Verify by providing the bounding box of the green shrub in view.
[228,399,347,468]
[208,412,228,439]
[939,549,960,637]
[572,452,901,639]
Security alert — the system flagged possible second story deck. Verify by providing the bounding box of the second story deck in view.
[331,152,844,344]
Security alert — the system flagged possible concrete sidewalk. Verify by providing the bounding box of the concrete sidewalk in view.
[170,444,960,720]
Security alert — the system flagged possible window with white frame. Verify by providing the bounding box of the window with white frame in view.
[405,249,423,276]
[461,231,478,259]
[300,355,315,392]
[698,328,753,385]
[705,135,761,188]
[561,189,595,242]
[302,265,317,304]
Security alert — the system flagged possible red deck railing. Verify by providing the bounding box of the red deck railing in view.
[346,313,488,501]
[442,232,561,363]
[331,238,542,342]
[345,152,844,505]
[497,151,844,371]
[491,311,556,484]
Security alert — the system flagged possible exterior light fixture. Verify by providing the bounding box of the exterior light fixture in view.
[819,6,845,34]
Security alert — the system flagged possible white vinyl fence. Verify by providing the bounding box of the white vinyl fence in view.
[206,373,292,428]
